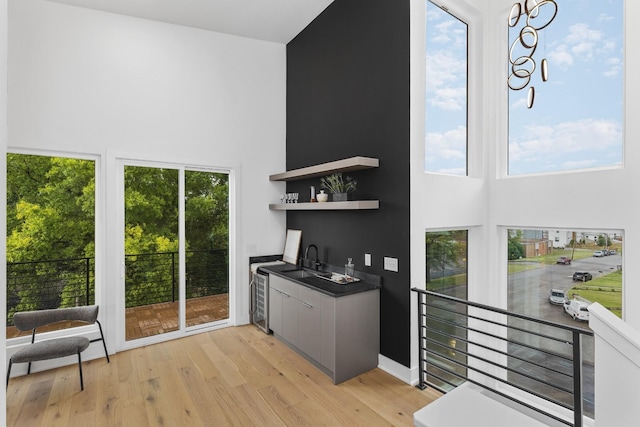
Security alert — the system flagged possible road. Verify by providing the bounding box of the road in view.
[508,252,622,343]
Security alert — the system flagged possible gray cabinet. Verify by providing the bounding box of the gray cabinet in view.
[268,274,379,384]
[268,286,283,336]
[297,285,325,363]
[269,275,296,339]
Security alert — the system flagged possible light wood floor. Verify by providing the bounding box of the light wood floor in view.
[6,324,441,426]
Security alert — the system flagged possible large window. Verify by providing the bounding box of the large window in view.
[6,153,96,337]
[508,228,623,319]
[426,230,468,298]
[425,230,468,391]
[508,0,623,175]
[507,228,623,419]
[425,1,468,175]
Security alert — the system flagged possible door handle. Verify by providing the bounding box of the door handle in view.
[249,279,256,315]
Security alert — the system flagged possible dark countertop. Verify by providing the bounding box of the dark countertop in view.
[259,263,382,297]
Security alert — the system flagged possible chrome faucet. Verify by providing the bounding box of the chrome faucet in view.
[304,244,321,271]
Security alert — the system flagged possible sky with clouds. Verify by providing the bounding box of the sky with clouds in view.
[425,0,623,176]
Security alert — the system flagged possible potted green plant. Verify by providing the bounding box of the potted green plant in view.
[320,173,357,202]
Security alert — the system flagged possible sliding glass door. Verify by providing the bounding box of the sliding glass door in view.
[122,163,229,343]
[184,170,229,328]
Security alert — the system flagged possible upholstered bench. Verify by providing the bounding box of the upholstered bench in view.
[6,305,109,391]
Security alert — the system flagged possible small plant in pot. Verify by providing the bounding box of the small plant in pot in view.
[320,173,357,202]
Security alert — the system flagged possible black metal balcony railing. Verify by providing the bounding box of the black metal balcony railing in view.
[124,249,228,308]
[6,256,95,324]
[6,249,228,327]
[412,288,594,427]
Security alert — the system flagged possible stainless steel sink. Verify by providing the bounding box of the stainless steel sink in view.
[281,269,359,285]
[281,269,331,280]
[282,269,314,279]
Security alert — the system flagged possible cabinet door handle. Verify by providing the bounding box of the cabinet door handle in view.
[281,292,290,298]
[303,302,313,308]
[249,279,256,314]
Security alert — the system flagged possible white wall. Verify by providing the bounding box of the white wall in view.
[1,0,8,421]
[6,0,287,356]
[409,0,489,382]
[410,0,640,387]
[589,303,640,427]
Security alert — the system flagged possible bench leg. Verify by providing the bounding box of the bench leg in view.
[6,359,12,389]
[77,351,84,391]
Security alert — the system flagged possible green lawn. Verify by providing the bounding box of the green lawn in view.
[569,271,622,318]
[510,248,594,265]
[426,273,467,291]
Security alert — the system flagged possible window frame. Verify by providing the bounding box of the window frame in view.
[425,0,471,177]
[5,149,103,346]
[115,157,233,352]
[504,0,625,178]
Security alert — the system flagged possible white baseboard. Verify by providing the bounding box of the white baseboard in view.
[377,354,419,385]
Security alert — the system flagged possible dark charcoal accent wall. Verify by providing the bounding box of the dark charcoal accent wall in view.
[286,0,411,367]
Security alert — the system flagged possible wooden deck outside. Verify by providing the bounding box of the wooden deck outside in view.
[6,294,229,341]
[125,293,229,341]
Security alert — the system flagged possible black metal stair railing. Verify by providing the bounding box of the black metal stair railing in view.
[412,288,594,427]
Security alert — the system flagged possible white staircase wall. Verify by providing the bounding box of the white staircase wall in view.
[589,303,640,427]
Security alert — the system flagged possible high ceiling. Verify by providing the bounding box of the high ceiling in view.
[46,0,334,44]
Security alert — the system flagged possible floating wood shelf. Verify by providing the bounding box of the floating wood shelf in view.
[269,156,379,182]
[269,201,379,211]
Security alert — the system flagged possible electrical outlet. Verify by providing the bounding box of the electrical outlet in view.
[365,253,371,267]
[384,257,398,272]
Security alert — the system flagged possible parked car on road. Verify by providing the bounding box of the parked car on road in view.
[556,256,572,265]
[593,250,604,257]
[549,289,568,305]
[564,299,591,321]
[573,271,593,282]
[609,249,617,255]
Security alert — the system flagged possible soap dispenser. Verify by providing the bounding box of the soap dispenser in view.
[345,258,354,277]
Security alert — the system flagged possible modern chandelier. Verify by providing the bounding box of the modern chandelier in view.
[508,0,558,109]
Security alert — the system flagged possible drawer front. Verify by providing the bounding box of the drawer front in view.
[269,275,298,298]
[298,285,327,308]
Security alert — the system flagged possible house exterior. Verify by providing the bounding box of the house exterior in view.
[2,0,640,424]
[520,239,552,259]
[550,230,572,249]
